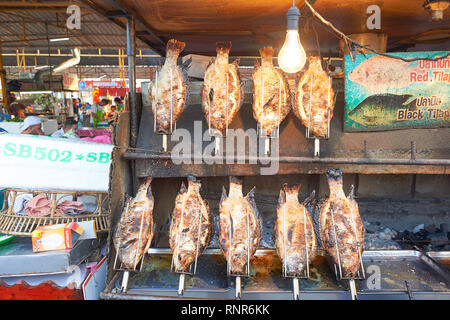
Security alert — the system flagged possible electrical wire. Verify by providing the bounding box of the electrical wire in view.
[303,0,450,62]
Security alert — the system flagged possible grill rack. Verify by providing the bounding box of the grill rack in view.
[112,201,147,293]
[281,205,313,300]
[304,74,334,157]
[153,68,177,152]
[329,206,366,300]
[226,207,252,300]
[170,198,204,296]
[256,72,283,156]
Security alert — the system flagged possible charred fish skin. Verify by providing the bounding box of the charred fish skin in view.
[169,176,212,273]
[252,47,291,137]
[219,176,262,276]
[150,39,188,134]
[113,177,154,270]
[201,42,243,135]
[319,168,364,278]
[294,56,335,138]
[275,184,317,276]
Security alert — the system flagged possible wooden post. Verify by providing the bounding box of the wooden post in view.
[0,41,8,110]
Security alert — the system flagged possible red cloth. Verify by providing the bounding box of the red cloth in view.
[24,195,85,217]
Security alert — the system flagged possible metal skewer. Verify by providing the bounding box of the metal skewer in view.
[171,181,205,297]
[349,279,358,300]
[330,205,365,300]
[113,201,147,294]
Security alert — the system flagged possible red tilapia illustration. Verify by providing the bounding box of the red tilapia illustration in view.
[348,55,427,92]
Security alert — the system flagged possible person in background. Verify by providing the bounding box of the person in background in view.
[51,118,79,139]
[72,98,80,121]
[114,97,123,112]
[8,93,26,118]
[91,98,109,128]
[20,116,44,135]
[108,105,118,126]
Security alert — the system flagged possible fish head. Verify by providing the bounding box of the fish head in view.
[174,239,196,272]
[348,64,369,85]
[229,243,248,275]
[348,103,385,126]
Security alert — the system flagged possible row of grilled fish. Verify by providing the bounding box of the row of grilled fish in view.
[113,169,364,279]
[149,39,335,139]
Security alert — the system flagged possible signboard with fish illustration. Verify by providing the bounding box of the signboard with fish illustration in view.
[344,51,450,132]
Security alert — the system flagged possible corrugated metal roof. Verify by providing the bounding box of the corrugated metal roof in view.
[0,3,149,50]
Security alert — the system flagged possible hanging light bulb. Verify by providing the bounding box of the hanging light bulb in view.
[278,1,307,73]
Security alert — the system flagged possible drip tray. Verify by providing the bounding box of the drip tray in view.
[102,250,450,300]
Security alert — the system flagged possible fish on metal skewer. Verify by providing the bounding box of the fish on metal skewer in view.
[201,42,243,136]
[274,184,317,300]
[113,177,154,270]
[252,47,291,138]
[293,56,335,138]
[319,168,365,300]
[169,176,212,295]
[149,39,189,136]
[219,176,262,299]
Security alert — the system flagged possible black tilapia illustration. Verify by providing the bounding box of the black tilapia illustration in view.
[348,94,417,127]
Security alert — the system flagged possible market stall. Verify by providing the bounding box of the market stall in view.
[99,0,450,301]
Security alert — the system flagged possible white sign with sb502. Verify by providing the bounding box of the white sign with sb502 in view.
[0,133,113,192]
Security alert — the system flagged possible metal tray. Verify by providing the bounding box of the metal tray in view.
[103,249,450,300]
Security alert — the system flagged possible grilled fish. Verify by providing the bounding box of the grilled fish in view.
[150,39,188,134]
[319,168,365,278]
[169,176,212,273]
[252,47,291,136]
[201,42,243,134]
[219,177,262,275]
[113,177,154,269]
[293,56,335,138]
[275,184,317,276]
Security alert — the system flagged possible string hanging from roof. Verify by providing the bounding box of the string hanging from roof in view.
[302,0,450,62]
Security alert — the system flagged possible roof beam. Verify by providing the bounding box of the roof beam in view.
[79,0,165,56]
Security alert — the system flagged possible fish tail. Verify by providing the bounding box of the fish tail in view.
[187,175,201,190]
[259,47,274,59]
[283,183,301,196]
[216,42,232,55]
[138,176,152,193]
[166,39,186,55]
[326,168,343,181]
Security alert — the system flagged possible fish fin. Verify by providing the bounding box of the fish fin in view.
[302,189,316,206]
[347,185,355,201]
[206,57,215,69]
[216,41,232,55]
[181,56,192,70]
[231,57,240,67]
[246,186,261,219]
[254,58,260,69]
[278,187,286,206]
[181,65,190,107]
[179,181,187,194]
[262,95,275,108]
[220,186,228,206]
[166,39,186,55]
[209,88,214,105]
[402,94,416,106]
[259,46,274,59]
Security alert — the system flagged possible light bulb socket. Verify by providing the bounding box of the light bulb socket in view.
[286,5,300,30]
